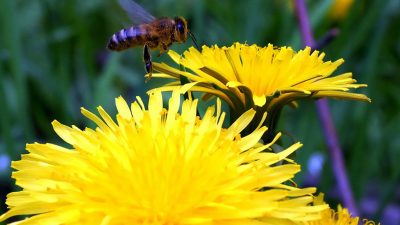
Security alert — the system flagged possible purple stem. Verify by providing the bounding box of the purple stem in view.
[293,0,359,216]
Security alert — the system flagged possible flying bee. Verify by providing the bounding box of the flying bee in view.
[107,0,199,79]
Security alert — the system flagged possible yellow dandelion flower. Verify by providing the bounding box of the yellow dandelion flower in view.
[299,206,377,225]
[150,43,370,141]
[297,194,379,225]
[1,92,326,224]
[152,43,369,110]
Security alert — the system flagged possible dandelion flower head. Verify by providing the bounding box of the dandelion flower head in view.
[298,194,379,225]
[152,43,370,112]
[0,92,325,224]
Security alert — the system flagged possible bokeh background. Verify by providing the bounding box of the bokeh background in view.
[0,0,399,224]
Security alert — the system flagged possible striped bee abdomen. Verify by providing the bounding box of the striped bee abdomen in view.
[107,25,149,51]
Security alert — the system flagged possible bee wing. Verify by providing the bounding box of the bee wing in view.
[118,0,156,24]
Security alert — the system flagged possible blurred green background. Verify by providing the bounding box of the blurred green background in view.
[0,0,399,224]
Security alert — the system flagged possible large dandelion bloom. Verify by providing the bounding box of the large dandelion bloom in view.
[1,92,326,224]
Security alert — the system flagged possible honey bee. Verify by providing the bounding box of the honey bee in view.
[107,0,199,78]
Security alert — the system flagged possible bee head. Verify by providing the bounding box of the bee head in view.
[174,17,188,42]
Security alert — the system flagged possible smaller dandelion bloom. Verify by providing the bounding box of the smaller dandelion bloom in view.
[1,91,326,224]
[297,194,379,225]
[150,43,370,140]
[151,43,370,109]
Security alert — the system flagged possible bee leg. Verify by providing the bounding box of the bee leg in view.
[157,43,170,57]
[143,44,153,82]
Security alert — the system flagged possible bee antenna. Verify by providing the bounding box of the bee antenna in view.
[188,31,200,51]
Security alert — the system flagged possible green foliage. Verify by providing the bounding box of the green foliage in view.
[0,0,399,223]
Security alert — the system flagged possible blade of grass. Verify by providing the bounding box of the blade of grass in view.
[93,53,120,106]
[339,0,385,60]
[0,68,15,157]
[0,0,33,143]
